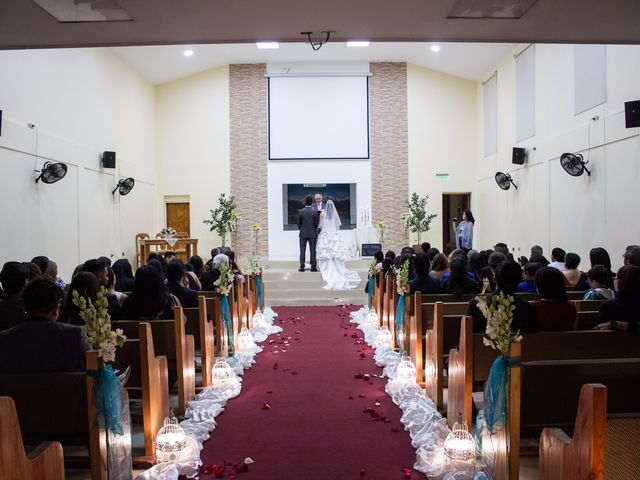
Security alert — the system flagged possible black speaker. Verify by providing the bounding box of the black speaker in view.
[512,147,526,165]
[625,100,640,128]
[102,151,116,169]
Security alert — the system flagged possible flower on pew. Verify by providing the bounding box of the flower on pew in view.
[245,254,263,275]
[476,291,522,356]
[72,287,126,362]
[394,260,410,296]
[214,262,234,296]
[368,258,378,276]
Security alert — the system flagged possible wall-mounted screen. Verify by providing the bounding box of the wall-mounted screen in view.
[269,76,370,160]
[282,183,357,230]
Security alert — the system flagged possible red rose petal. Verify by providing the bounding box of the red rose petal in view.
[359,394,366,398]
[348,396,355,400]
[360,468,367,476]
[354,373,364,379]
[272,363,278,369]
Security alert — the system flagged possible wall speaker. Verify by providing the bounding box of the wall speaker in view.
[625,100,640,128]
[102,151,116,169]
[512,147,527,165]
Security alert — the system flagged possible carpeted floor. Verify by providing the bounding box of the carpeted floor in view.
[198,305,421,479]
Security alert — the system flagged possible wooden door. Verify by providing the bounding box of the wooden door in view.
[166,203,190,237]
[442,193,471,255]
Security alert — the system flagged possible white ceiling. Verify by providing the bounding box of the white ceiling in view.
[110,42,516,85]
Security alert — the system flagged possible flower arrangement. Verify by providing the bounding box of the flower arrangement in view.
[203,193,237,247]
[72,287,126,362]
[252,223,261,232]
[214,262,234,296]
[368,258,378,276]
[394,259,410,296]
[160,227,176,237]
[246,254,263,276]
[406,193,437,244]
[375,221,386,243]
[229,212,242,232]
[251,223,261,256]
[476,292,522,356]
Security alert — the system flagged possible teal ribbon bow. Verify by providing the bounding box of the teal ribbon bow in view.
[254,274,264,311]
[87,364,124,435]
[394,293,407,352]
[221,294,234,354]
[484,355,521,433]
[367,276,374,310]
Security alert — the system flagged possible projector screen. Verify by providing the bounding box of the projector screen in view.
[268,76,370,160]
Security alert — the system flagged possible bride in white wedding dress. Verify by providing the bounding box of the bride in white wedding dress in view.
[316,200,361,290]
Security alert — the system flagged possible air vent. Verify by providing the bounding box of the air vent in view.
[448,0,538,19]
[33,0,132,22]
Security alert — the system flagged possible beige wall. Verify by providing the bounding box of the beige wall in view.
[0,48,156,280]
[155,65,231,259]
[407,63,477,250]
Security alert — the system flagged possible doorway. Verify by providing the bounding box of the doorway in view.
[442,193,471,255]
[166,202,191,237]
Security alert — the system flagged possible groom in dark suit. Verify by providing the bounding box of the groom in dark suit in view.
[298,195,319,272]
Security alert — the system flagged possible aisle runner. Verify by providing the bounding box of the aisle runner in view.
[199,306,421,479]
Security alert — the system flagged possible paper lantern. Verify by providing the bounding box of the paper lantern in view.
[367,310,379,325]
[155,414,188,463]
[395,355,417,384]
[212,356,236,390]
[237,326,256,353]
[375,326,392,349]
[444,417,475,461]
[252,309,266,328]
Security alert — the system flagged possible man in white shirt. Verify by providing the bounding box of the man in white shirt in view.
[548,247,567,271]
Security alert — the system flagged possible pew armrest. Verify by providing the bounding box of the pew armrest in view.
[27,441,65,480]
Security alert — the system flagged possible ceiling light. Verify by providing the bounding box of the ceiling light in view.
[430,45,441,52]
[347,41,370,48]
[183,49,194,57]
[257,42,279,49]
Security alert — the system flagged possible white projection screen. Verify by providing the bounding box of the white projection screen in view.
[268,76,370,160]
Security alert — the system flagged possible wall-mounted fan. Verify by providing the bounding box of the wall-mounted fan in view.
[112,177,135,196]
[560,153,591,177]
[495,172,517,190]
[35,161,68,184]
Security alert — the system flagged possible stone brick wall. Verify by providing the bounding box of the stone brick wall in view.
[370,63,409,252]
[229,64,269,257]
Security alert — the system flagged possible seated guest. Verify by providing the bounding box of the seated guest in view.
[59,272,100,325]
[112,258,135,292]
[467,260,536,333]
[548,247,567,271]
[30,255,50,277]
[166,261,198,308]
[529,245,544,261]
[532,267,576,331]
[575,247,615,291]
[529,253,550,266]
[228,251,244,279]
[183,263,202,291]
[122,265,179,320]
[480,251,507,292]
[164,251,177,263]
[205,248,220,270]
[23,261,42,281]
[563,252,582,286]
[623,245,640,267]
[83,259,122,320]
[429,253,450,282]
[426,247,440,262]
[0,279,89,372]
[200,253,228,291]
[107,268,127,305]
[373,250,384,273]
[409,253,442,294]
[147,253,167,275]
[420,242,431,255]
[448,249,466,263]
[147,258,165,279]
[394,253,415,280]
[70,263,84,280]
[189,255,205,278]
[400,246,415,256]
[385,250,396,261]
[595,265,640,332]
[442,259,478,297]
[380,258,394,277]
[517,262,542,293]
[583,265,615,300]
[0,262,28,331]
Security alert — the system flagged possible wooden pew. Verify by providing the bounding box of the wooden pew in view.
[112,307,195,415]
[0,396,65,480]
[0,351,107,479]
[112,323,169,461]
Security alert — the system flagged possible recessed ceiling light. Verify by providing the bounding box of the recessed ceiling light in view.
[347,41,370,48]
[183,49,194,57]
[430,45,441,52]
[257,42,280,49]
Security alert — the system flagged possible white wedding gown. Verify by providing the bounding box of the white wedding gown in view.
[316,204,361,290]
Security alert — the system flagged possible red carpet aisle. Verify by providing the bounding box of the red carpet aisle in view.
[199,306,421,479]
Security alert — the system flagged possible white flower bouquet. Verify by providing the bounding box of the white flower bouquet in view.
[476,292,522,356]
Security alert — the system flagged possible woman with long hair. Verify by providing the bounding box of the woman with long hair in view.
[532,267,576,331]
[122,265,178,320]
[59,272,100,325]
[453,210,475,254]
[441,259,478,297]
[112,258,135,292]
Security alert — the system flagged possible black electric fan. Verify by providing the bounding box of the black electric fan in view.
[112,177,135,196]
[35,161,67,184]
[560,153,591,177]
[495,172,517,190]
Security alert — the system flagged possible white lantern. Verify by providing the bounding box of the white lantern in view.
[212,356,235,390]
[395,355,417,384]
[444,417,476,461]
[155,414,188,463]
[375,326,392,349]
[367,310,379,325]
[237,326,256,353]
[252,309,266,328]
